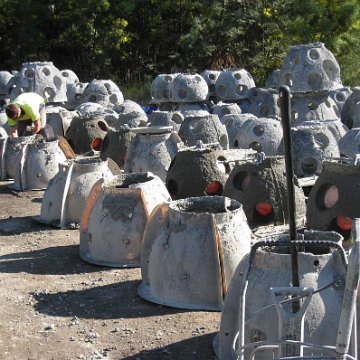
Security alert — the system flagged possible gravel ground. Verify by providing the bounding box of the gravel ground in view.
[0,181,221,360]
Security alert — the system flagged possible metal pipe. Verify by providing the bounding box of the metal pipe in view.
[279,85,300,308]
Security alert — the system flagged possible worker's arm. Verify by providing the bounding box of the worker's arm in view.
[10,126,18,138]
[32,119,41,134]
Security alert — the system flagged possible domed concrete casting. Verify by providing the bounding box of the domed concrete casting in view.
[166,142,257,200]
[178,113,228,149]
[215,68,256,101]
[278,42,343,93]
[307,160,360,240]
[8,61,67,102]
[224,156,306,228]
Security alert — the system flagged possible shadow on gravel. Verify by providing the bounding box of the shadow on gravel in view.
[0,217,53,235]
[0,244,103,275]
[122,333,218,360]
[32,281,186,319]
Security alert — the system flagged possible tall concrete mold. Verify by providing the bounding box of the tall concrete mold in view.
[165,142,257,200]
[45,105,75,137]
[306,160,360,239]
[216,231,349,359]
[138,196,252,311]
[79,172,171,268]
[34,157,114,229]
[223,156,306,228]
[8,61,67,102]
[124,127,182,182]
[0,136,35,180]
[9,138,67,191]
[64,113,109,155]
[98,125,135,169]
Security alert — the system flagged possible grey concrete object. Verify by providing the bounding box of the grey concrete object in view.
[138,196,252,310]
[116,111,148,129]
[61,69,79,86]
[278,42,343,93]
[35,157,114,229]
[339,127,360,158]
[80,79,124,108]
[173,102,211,118]
[201,70,221,98]
[329,86,352,116]
[246,87,281,118]
[0,112,11,135]
[79,172,171,268]
[65,82,88,109]
[222,113,258,149]
[0,126,7,138]
[99,126,135,168]
[65,113,109,155]
[9,138,67,191]
[170,73,209,103]
[178,113,228,149]
[148,110,184,131]
[341,87,360,129]
[215,68,256,101]
[0,71,13,95]
[0,136,34,180]
[75,102,115,117]
[151,73,178,103]
[223,156,306,228]
[289,120,346,177]
[217,231,347,360]
[113,99,146,116]
[165,142,257,200]
[306,161,360,238]
[45,105,75,136]
[124,127,182,182]
[211,102,241,119]
[266,69,281,89]
[290,92,341,124]
[9,61,67,102]
[233,116,283,155]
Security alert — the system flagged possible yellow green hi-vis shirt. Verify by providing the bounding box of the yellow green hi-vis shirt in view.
[7,92,46,127]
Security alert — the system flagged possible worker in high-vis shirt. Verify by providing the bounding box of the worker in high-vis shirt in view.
[5,92,46,137]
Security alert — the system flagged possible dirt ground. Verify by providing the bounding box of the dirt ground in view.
[0,180,220,360]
